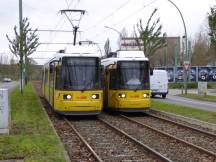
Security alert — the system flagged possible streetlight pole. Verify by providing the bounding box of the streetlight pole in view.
[167,0,188,94]
[104,26,122,49]
[19,0,23,94]
[104,26,122,35]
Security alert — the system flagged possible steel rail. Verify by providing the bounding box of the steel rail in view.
[99,118,173,162]
[120,115,216,157]
[64,118,104,162]
[146,112,216,138]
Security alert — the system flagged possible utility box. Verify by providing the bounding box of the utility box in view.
[198,82,207,96]
[0,89,9,134]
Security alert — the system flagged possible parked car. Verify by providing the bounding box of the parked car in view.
[3,78,12,82]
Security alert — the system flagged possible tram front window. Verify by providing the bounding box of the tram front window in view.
[117,61,150,90]
[56,57,101,90]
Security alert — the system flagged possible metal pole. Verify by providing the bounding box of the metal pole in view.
[167,0,188,94]
[173,44,177,83]
[104,26,122,49]
[73,26,78,45]
[19,0,23,94]
[60,9,85,46]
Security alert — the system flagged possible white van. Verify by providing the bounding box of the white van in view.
[150,69,168,98]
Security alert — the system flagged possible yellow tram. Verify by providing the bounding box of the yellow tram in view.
[101,50,151,112]
[42,44,103,115]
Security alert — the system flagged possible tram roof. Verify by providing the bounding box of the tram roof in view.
[101,50,148,67]
[44,44,102,65]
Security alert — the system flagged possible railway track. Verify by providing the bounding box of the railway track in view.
[138,113,216,153]
[43,103,99,161]
[65,117,171,162]
[33,81,167,161]
[101,113,216,162]
[148,111,216,134]
[32,81,216,161]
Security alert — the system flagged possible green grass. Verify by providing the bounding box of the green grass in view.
[0,83,66,162]
[168,82,216,89]
[169,82,197,89]
[208,82,216,89]
[178,93,216,102]
[152,100,216,124]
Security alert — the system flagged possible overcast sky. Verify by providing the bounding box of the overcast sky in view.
[0,0,215,64]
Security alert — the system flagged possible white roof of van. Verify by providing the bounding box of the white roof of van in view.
[153,69,167,74]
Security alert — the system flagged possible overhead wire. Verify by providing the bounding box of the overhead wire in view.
[26,0,77,63]
[64,0,70,8]
[113,0,159,27]
[83,0,132,32]
[88,0,159,40]
[73,0,81,9]
[42,0,76,53]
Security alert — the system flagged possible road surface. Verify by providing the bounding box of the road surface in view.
[153,89,216,112]
[0,81,19,93]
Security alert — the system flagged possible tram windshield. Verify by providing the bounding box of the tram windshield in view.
[116,61,149,90]
[56,57,101,90]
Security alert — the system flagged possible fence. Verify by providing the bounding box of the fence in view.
[155,66,216,83]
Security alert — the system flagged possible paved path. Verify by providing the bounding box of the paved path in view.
[0,81,19,93]
[168,88,216,96]
[154,89,216,112]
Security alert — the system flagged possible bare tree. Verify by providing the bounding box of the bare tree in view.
[134,8,167,58]
[208,4,216,64]
[121,27,128,38]
[0,54,3,65]
[6,17,40,88]
[208,5,216,51]
[104,38,111,58]
[191,32,209,66]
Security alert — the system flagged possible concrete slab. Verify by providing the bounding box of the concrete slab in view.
[0,160,24,162]
[0,128,9,134]
[169,88,216,96]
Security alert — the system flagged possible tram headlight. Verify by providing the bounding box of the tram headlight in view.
[91,94,99,99]
[63,94,72,100]
[143,93,149,98]
[119,93,126,98]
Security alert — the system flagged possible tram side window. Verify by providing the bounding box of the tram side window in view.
[49,65,54,88]
[55,66,62,89]
[143,62,150,88]
[109,70,117,89]
[45,68,48,85]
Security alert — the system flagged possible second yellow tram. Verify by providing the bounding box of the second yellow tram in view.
[101,50,151,112]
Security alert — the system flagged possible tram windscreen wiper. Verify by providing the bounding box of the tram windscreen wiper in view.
[134,84,141,91]
[81,80,94,91]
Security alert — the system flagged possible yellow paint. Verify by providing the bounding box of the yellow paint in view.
[54,90,103,112]
[108,89,151,110]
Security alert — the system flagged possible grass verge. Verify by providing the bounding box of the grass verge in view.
[178,93,216,102]
[0,83,66,162]
[152,100,216,124]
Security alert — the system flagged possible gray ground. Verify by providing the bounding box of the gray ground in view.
[0,81,19,93]
[153,89,216,112]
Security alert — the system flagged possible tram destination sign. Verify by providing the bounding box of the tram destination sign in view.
[120,38,144,51]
